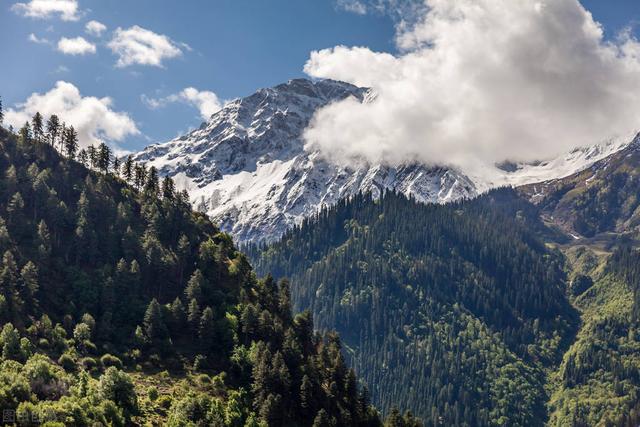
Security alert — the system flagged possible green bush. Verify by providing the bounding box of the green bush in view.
[80,357,97,371]
[58,353,76,372]
[147,386,159,401]
[100,354,123,370]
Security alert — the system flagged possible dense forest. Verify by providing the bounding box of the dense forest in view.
[3,101,640,426]
[0,113,413,426]
[548,246,640,426]
[249,189,580,426]
[251,189,640,426]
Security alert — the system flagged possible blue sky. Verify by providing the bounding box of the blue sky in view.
[1,0,639,152]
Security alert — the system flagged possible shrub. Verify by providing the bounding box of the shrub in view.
[80,357,97,371]
[157,394,172,409]
[58,354,76,372]
[100,354,123,370]
[98,368,138,417]
[147,386,159,401]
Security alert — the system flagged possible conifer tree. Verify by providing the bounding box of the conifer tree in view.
[64,126,79,159]
[32,112,44,143]
[77,149,88,166]
[134,164,147,189]
[46,115,60,146]
[0,95,3,124]
[87,145,98,169]
[162,176,175,200]
[123,156,134,182]
[19,122,32,145]
[97,143,112,174]
[187,298,200,334]
[144,166,159,195]
[143,298,169,348]
[198,306,215,348]
[185,269,204,302]
[20,261,39,303]
[112,156,120,176]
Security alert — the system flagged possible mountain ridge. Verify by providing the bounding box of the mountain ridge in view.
[134,78,634,243]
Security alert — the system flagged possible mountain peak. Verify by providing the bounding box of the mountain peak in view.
[133,78,633,243]
[133,79,477,242]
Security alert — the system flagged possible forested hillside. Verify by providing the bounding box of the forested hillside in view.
[249,189,580,426]
[548,246,640,426]
[0,119,408,426]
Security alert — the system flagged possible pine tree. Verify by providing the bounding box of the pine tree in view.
[32,112,44,143]
[87,145,98,169]
[144,166,159,194]
[112,156,120,177]
[185,269,204,302]
[97,143,112,173]
[59,122,67,152]
[64,126,79,159]
[187,298,200,334]
[19,122,32,145]
[123,156,134,182]
[20,261,39,303]
[77,149,88,166]
[143,299,169,349]
[46,115,60,146]
[0,251,22,318]
[0,95,4,125]
[168,297,187,333]
[134,164,147,189]
[37,220,52,258]
[162,176,175,200]
[198,306,215,349]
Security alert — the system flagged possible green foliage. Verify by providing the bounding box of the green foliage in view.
[549,248,640,426]
[250,189,578,425]
[0,123,390,425]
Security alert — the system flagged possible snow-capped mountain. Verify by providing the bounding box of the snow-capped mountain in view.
[134,78,632,243]
[134,79,477,242]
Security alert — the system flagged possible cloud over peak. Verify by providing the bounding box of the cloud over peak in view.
[108,26,183,68]
[305,0,640,171]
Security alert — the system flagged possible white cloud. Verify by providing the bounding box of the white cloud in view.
[107,25,183,68]
[303,0,640,173]
[28,33,51,45]
[142,87,223,120]
[12,0,79,21]
[337,0,367,15]
[51,65,70,74]
[5,81,139,148]
[85,20,107,37]
[57,36,96,55]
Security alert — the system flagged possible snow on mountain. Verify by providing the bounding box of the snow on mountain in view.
[134,78,632,243]
[481,135,633,191]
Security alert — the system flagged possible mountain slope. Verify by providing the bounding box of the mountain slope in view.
[548,246,640,426]
[0,125,394,426]
[133,79,479,243]
[519,133,640,240]
[134,79,633,244]
[249,189,579,426]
